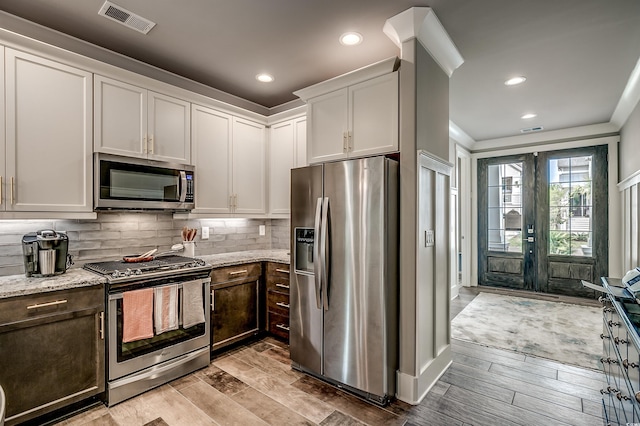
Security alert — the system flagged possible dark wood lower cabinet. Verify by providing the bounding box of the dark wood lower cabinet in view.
[210,263,261,351]
[0,285,105,425]
[265,262,290,342]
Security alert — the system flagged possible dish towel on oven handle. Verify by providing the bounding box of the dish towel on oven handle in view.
[122,288,154,343]
[182,280,205,329]
[154,284,179,334]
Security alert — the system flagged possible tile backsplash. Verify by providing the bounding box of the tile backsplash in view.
[0,213,290,276]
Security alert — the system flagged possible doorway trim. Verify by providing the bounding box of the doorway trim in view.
[452,144,471,296]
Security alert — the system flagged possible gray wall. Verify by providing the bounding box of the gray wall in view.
[416,41,450,161]
[0,214,290,276]
[620,100,640,182]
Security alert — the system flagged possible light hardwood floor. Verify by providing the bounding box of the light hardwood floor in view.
[55,287,604,426]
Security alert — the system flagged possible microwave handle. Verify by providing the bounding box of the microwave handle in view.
[179,171,187,202]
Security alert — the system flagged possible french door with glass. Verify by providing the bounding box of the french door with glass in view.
[477,145,608,297]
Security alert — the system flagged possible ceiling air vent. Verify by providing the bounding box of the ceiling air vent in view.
[98,1,156,34]
[520,126,544,134]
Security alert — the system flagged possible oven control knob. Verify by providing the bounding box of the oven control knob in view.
[134,269,142,275]
[124,268,132,276]
[112,270,121,278]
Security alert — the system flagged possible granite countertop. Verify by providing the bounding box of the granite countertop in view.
[0,249,290,299]
[0,268,107,299]
[199,249,290,268]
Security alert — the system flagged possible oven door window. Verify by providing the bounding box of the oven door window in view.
[115,291,205,362]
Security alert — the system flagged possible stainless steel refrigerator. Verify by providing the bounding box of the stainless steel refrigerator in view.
[290,155,398,405]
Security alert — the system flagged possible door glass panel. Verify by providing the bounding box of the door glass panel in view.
[548,156,593,256]
[487,163,523,253]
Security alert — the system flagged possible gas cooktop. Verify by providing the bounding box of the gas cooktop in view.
[83,255,212,284]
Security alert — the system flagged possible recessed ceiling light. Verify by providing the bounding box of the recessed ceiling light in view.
[505,76,527,86]
[521,113,537,119]
[256,73,274,83]
[340,32,363,46]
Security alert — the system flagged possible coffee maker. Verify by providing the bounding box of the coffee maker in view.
[22,230,72,277]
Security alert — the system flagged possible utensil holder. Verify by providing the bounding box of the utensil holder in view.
[183,241,195,258]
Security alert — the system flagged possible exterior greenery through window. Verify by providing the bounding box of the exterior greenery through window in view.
[548,156,592,256]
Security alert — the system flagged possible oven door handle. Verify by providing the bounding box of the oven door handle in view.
[108,277,211,300]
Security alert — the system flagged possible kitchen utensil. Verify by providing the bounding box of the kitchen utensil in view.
[122,248,157,262]
[122,255,154,263]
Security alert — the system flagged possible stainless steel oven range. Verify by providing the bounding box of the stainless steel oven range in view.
[83,256,213,406]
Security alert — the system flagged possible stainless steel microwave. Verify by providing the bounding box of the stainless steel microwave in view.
[94,153,195,211]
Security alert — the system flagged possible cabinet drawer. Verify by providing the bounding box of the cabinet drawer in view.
[268,311,289,340]
[267,291,290,317]
[266,262,290,280]
[0,285,103,325]
[266,276,290,294]
[210,262,262,284]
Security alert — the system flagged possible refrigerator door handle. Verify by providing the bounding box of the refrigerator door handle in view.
[313,197,323,309]
[321,197,330,311]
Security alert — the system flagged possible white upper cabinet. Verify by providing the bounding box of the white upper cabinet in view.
[191,104,232,214]
[232,117,266,215]
[348,72,398,158]
[294,58,399,164]
[269,116,306,216]
[191,104,266,216]
[307,89,348,163]
[95,75,191,164]
[3,48,93,214]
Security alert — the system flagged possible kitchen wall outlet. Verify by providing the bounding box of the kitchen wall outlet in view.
[201,226,209,239]
[259,225,266,236]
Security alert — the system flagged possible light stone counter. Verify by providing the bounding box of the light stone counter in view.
[198,249,290,268]
[0,250,289,299]
[0,268,106,299]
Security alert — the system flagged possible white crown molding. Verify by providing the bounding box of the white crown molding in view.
[383,7,463,77]
[293,57,399,101]
[448,121,475,151]
[472,122,618,152]
[611,55,640,129]
[265,105,307,125]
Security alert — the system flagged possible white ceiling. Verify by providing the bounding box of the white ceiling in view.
[1,0,640,142]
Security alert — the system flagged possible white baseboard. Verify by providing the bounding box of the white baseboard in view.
[395,345,452,404]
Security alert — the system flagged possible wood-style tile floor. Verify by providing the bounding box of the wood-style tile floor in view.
[56,287,604,425]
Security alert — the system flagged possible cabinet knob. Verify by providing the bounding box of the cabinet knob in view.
[600,333,610,340]
[623,359,638,369]
[600,357,619,365]
[616,392,631,401]
[615,337,629,345]
[603,307,614,313]
[608,320,621,327]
